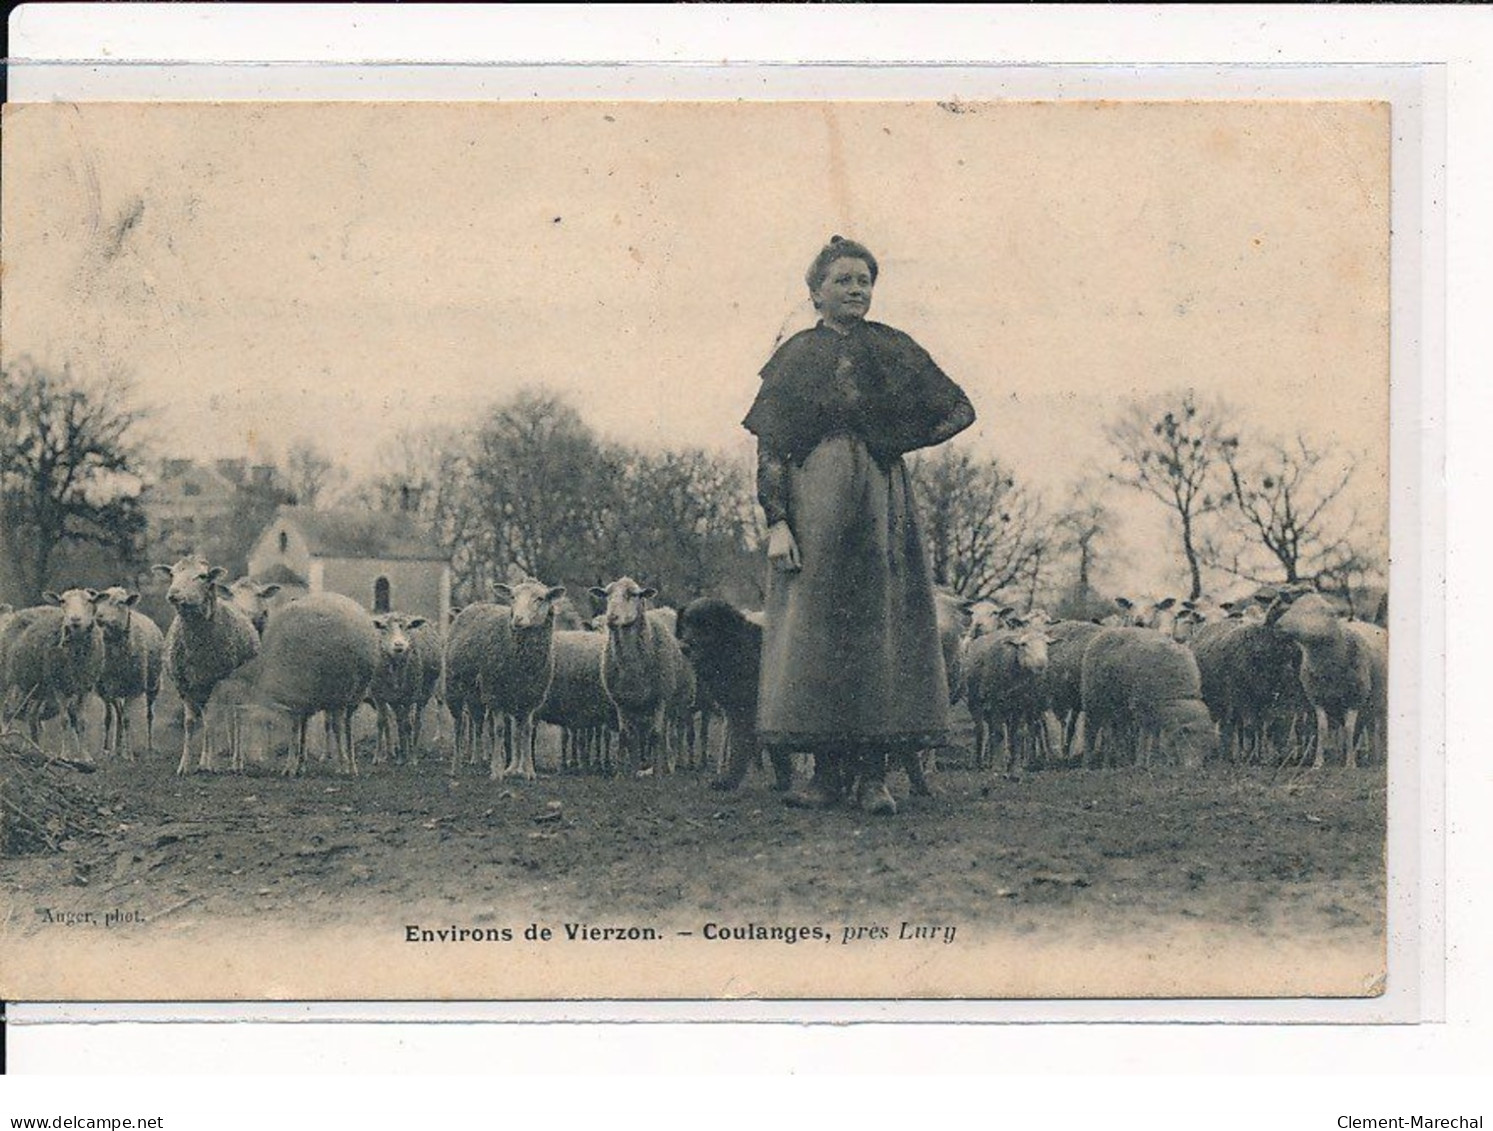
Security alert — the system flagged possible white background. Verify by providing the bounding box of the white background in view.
[0,3,1484,1123]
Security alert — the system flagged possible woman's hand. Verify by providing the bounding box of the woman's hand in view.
[766,520,801,573]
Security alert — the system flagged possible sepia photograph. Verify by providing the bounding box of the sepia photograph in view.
[0,96,1393,1002]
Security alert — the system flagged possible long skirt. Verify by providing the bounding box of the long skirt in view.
[757,433,950,750]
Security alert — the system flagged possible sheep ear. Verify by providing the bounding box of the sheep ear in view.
[207,566,228,583]
[1115,596,1134,609]
[587,587,607,600]
[958,599,976,615]
[493,584,513,600]
[259,584,282,598]
[152,564,174,577]
[1155,597,1176,611]
[640,587,658,601]
[545,586,566,602]
[42,591,62,605]
[371,615,389,629]
[406,617,428,629]
[213,583,235,600]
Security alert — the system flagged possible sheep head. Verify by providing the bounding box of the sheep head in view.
[1003,627,1056,673]
[965,600,1016,641]
[589,577,656,631]
[154,556,229,619]
[43,587,104,642]
[227,578,282,636]
[94,587,141,642]
[372,612,428,664]
[496,577,567,630]
[1273,591,1342,644]
[1115,596,1179,631]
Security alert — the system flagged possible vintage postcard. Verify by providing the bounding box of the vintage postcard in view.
[0,97,1397,1004]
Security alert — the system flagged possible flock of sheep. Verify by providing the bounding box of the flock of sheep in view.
[957,590,1389,774]
[0,554,1389,793]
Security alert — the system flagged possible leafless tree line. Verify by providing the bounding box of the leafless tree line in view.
[1,357,1383,613]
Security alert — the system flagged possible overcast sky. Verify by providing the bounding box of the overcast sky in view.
[1,101,1388,595]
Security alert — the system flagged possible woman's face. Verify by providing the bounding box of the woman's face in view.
[813,256,874,327]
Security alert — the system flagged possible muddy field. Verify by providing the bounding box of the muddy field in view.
[1,702,1386,969]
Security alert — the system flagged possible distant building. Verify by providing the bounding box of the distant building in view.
[246,505,451,625]
[144,458,283,563]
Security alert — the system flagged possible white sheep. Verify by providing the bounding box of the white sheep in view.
[214,592,381,776]
[154,556,262,775]
[488,578,567,780]
[445,580,566,780]
[0,605,45,707]
[1113,596,1183,635]
[588,577,689,781]
[369,612,432,765]
[3,589,106,758]
[963,600,1018,642]
[964,626,1055,771]
[92,587,165,761]
[643,606,704,772]
[536,629,617,774]
[1080,627,1216,769]
[933,591,974,708]
[443,602,497,773]
[225,578,283,637]
[1274,590,1388,768]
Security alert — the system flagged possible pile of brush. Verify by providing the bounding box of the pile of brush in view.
[0,726,105,856]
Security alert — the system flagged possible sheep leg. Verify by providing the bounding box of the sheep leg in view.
[1344,707,1361,770]
[450,710,465,775]
[1087,725,1104,771]
[401,705,417,767]
[100,700,115,760]
[344,709,359,776]
[1312,706,1330,769]
[145,694,155,756]
[523,715,537,778]
[289,716,309,776]
[176,702,194,776]
[66,700,86,762]
[1070,712,1088,768]
[488,711,506,781]
[373,705,387,766]
[120,700,135,763]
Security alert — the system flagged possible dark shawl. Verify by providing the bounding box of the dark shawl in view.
[741,321,975,463]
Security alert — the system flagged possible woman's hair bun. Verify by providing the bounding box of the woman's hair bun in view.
[829,235,844,244]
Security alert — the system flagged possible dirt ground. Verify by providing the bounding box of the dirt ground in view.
[1,706,1386,963]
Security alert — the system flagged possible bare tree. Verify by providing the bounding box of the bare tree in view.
[909,445,1050,600]
[1051,480,1120,621]
[0,357,148,602]
[1216,431,1371,587]
[614,448,756,602]
[466,389,624,592]
[1105,389,1232,601]
[283,439,348,508]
